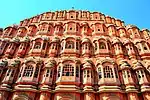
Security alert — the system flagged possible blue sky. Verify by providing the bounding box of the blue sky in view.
[0,0,150,29]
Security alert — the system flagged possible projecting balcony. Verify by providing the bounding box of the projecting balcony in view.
[60,49,80,57]
[92,31,107,36]
[95,49,112,57]
[36,30,51,36]
[64,30,80,36]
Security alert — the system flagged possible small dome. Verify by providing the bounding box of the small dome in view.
[45,60,56,68]
[55,22,63,26]
[1,38,9,42]
[132,61,144,70]
[81,22,89,26]
[42,36,49,41]
[112,38,121,45]
[10,59,21,67]
[21,36,30,42]
[123,39,132,45]
[83,59,93,69]
[119,60,131,70]
[142,29,149,32]
[83,62,92,69]
[82,38,91,43]
[126,24,138,30]
[0,60,8,67]
[12,37,20,42]
[51,37,60,43]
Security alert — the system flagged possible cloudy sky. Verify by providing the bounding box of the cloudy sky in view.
[0,0,149,29]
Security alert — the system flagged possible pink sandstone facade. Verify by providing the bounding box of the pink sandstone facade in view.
[0,10,150,100]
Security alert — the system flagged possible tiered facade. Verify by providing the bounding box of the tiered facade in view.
[0,10,150,100]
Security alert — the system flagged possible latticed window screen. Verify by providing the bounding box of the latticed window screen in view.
[19,67,23,77]
[85,43,89,50]
[23,65,33,77]
[62,64,74,76]
[66,41,74,49]
[103,66,114,78]
[34,42,41,49]
[136,70,141,79]
[99,42,106,49]
[58,66,61,77]
[11,69,14,77]
[98,67,102,79]
[40,24,48,31]
[34,67,39,78]
[87,70,90,77]
[42,43,46,49]
[6,69,11,76]
[136,70,145,81]
[46,69,50,77]
[50,69,53,78]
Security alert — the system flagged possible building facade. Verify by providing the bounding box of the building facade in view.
[0,10,150,100]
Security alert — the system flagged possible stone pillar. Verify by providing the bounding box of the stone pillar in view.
[84,92,95,100]
[127,93,139,100]
[39,92,51,100]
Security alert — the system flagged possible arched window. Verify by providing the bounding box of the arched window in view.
[103,66,113,78]
[99,42,106,49]
[66,41,74,49]
[62,64,74,76]
[34,42,41,49]
[98,67,102,79]
[23,65,34,77]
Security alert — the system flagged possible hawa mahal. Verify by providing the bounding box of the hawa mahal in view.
[0,10,150,100]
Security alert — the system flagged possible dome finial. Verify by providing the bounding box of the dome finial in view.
[72,7,74,10]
